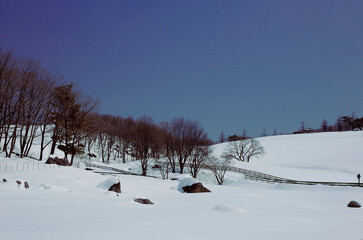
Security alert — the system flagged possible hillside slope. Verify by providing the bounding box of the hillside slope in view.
[212,131,363,182]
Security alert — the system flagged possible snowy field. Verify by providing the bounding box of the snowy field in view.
[1,131,363,239]
[1,167,362,240]
[212,131,363,182]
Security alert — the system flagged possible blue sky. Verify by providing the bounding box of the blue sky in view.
[1,0,362,140]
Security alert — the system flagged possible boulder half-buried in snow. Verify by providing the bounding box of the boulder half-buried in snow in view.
[134,198,154,205]
[347,201,361,208]
[182,183,211,193]
[177,177,211,193]
[97,177,121,193]
[46,157,69,166]
[108,182,121,193]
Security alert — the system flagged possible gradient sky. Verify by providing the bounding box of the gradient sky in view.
[1,0,363,140]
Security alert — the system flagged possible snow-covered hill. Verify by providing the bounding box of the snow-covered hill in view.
[212,131,363,182]
[1,131,363,239]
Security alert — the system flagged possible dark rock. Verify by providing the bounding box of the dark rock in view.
[24,181,29,189]
[16,180,21,185]
[45,157,55,164]
[3,178,7,182]
[347,201,361,208]
[88,153,97,158]
[108,182,121,193]
[134,198,154,205]
[170,178,178,181]
[54,157,70,166]
[85,168,94,171]
[182,182,211,193]
[46,157,69,166]
[152,164,161,169]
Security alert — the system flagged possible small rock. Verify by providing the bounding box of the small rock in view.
[170,178,178,181]
[3,178,7,182]
[16,180,21,185]
[24,181,29,189]
[134,198,154,205]
[347,201,361,208]
[152,164,161,169]
[108,182,121,193]
[85,168,94,171]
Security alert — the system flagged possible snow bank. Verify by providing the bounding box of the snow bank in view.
[211,204,248,213]
[96,177,120,190]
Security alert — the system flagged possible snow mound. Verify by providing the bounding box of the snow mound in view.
[211,204,248,213]
[35,184,71,192]
[96,177,119,190]
[177,177,199,193]
[36,184,51,190]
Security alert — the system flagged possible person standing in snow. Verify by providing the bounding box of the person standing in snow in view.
[357,174,361,185]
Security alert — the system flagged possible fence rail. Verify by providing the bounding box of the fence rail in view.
[224,164,362,187]
[0,162,60,173]
[155,160,362,187]
[83,162,156,178]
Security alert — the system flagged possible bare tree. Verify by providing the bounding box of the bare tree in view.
[159,161,169,180]
[300,121,305,132]
[207,155,231,185]
[160,121,178,173]
[242,129,248,138]
[273,128,277,136]
[223,138,264,162]
[321,119,328,132]
[187,146,210,179]
[218,131,226,143]
[261,128,267,137]
[130,116,160,176]
[49,84,97,165]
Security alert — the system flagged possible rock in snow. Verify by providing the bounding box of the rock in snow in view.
[97,177,121,193]
[24,181,29,189]
[347,201,361,208]
[177,177,211,193]
[134,198,154,205]
[108,182,121,193]
[46,157,69,166]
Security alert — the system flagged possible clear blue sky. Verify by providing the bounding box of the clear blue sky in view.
[1,0,362,140]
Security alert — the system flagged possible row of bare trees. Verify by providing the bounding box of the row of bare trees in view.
[82,115,212,176]
[1,49,57,159]
[0,48,97,164]
[1,48,263,182]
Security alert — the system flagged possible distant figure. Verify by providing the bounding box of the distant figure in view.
[357,174,361,185]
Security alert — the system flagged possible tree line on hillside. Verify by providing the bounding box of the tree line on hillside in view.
[217,113,363,142]
[0,48,226,178]
[0,48,265,181]
[294,115,363,134]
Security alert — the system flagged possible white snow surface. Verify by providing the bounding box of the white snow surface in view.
[212,131,363,182]
[1,131,363,239]
[96,177,120,190]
